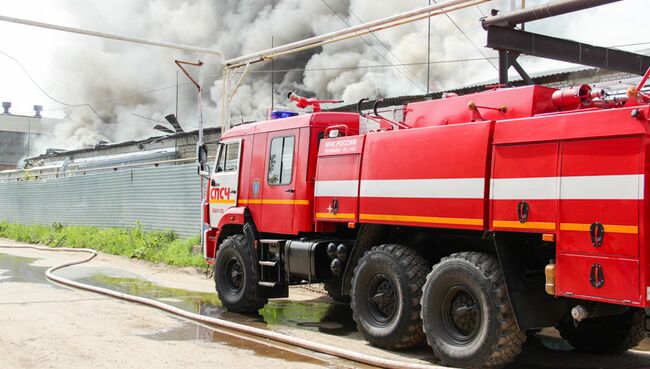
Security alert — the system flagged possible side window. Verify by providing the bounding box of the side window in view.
[267,136,295,185]
[215,142,240,173]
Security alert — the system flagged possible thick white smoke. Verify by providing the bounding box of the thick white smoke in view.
[1,0,647,153]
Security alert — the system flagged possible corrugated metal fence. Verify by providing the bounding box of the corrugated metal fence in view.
[0,164,202,238]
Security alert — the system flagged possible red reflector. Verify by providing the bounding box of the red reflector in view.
[542,233,555,242]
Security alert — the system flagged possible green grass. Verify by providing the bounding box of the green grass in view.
[0,222,205,268]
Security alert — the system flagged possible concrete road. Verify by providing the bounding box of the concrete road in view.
[2,238,650,369]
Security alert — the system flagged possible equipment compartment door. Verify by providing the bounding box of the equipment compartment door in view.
[558,137,642,258]
[209,139,242,227]
[490,142,560,233]
[259,129,300,234]
[314,135,364,223]
[556,137,643,303]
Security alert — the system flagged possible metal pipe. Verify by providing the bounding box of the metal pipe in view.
[482,0,622,28]
[225,0,488,67]
[0,14,224,59]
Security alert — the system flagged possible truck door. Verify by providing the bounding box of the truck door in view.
[209,139,241,227]
[259,129,299,234]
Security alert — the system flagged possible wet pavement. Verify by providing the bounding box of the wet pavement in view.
[3,250,650,369]
[0,251,365,368]
[0,253,58,285]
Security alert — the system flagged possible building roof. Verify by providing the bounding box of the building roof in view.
[27,126,221,161]
[0,114,64,135]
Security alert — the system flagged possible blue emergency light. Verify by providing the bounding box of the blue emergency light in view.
[271,110,299,119]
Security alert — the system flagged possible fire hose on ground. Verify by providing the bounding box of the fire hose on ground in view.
[0,244,448,369]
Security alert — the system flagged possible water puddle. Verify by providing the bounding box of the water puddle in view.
[73,274,358,336]
[0,253,56,285]
[531,328,650,353]
[140,319,326,365]
[74,274,360,366]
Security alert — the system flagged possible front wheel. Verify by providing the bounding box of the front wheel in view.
[214,234,267,313]
[421,252,525,369]
[557,308,645,353]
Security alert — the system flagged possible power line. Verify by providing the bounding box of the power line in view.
[0,49,135,124]
[333,0,432,91]
[319,0,426,91]
[475,4,487,17]
[132,113,169,125]
[254,57,496,73]
[432,0,498,71]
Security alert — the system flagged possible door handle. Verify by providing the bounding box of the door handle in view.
[285,189,295,193]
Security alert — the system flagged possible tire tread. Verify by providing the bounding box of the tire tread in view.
[214,234,267,313]
[351,244,429,350]
[422,251,526,369]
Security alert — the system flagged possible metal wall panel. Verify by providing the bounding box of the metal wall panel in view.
[0,164,202,238]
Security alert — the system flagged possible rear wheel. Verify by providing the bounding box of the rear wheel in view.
[214,234,267,313]
[351,244,429,350]
[421,252,525,369]
[557,307,645,353]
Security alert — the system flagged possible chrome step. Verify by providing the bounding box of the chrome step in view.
[259,260,278,267]
[258,281,277,287]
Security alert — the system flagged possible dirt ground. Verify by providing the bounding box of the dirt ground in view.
[2,238,650,369]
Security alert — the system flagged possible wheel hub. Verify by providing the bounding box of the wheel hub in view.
[439,286,482,344]
[368,273,397,324]
[450,292,478,335]
[224,257,244,292]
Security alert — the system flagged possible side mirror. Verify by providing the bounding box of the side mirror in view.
[197,144,208,165]
[197,144,210,178]
[197,164,210,179]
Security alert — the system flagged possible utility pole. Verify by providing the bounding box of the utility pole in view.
[271,36,274,111]
[427,0,432,95]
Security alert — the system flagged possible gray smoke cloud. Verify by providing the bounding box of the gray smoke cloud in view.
[18,0,649,152]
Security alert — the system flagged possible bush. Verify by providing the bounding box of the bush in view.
[0,222,205,268]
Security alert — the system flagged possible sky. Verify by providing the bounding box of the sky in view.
[0,0,648,152]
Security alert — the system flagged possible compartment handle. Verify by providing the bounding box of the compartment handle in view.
[589,263,605,289]
[517,201,529,223]
[589,222,605,247]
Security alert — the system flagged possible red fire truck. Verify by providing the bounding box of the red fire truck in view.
[198,83,650,368]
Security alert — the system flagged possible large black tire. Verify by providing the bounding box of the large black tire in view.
[350,244,429,350]
[323,281,350,303]
[214,234,268,313]
[421,252,526,369]
[557,307,645,353]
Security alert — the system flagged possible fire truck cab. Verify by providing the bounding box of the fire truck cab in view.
[205,111,359,237]
[201,85,650,369]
